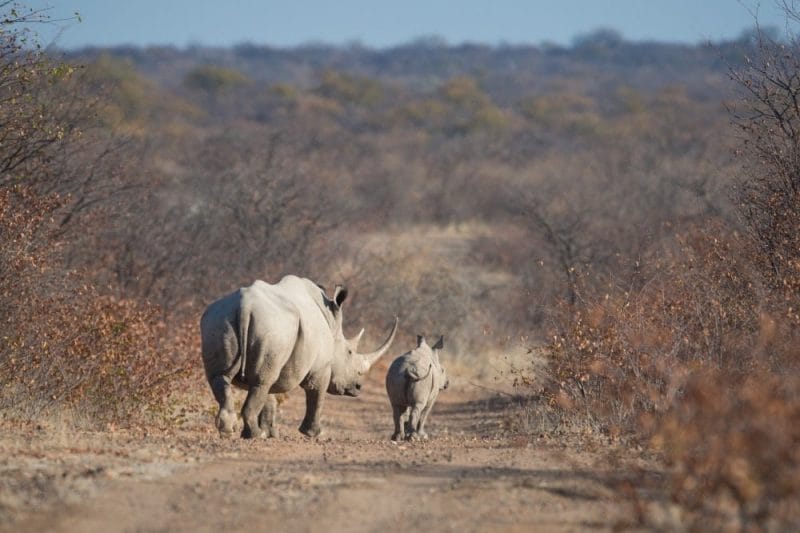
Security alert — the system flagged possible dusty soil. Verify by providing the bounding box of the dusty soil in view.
[0,371,634,532]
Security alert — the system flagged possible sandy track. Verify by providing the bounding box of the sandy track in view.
[1,373,627,532]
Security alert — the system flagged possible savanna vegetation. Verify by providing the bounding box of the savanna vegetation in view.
[1,1,799,528]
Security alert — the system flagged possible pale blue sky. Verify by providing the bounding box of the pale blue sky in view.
[33,1,790,49]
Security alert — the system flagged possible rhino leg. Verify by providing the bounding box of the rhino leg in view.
[416,401,434,440]
[299,369,330,438]
[258,394,280,438]
[210,375,239,436]
[299,388,325,438]
[391,405,406,441]
[406,404,423,441]
[241,384,269,439]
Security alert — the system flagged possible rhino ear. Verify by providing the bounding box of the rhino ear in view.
[432,336,444,351]
[416,335,426,348]
[333,285,348,308]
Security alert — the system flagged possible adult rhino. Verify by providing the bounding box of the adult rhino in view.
[200,275,398,439]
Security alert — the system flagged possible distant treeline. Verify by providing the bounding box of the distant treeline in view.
[62,29,753,100]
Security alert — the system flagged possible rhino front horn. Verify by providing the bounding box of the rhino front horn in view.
[362,317,399,366]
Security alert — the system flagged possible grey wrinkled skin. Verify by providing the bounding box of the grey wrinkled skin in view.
[200,275,398,439]
[385,335,449,441]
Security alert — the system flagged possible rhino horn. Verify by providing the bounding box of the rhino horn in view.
[362,317,399,366]
[350,328,365,350]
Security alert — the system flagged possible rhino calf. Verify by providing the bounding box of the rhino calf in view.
[385,335,449,441]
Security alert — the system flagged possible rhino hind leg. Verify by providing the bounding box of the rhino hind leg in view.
[258,394,280,438]
[403,411,413,437]
[416,401,435,440]
[241,384,270,439]
[391,405,406,441]
[405,404,424,441]
[210,375,239,436]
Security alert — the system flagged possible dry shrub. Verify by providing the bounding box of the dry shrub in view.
[0,5,195,426]
[513,220,800,528]
[515,26,800,522]
[3,293,192,423]
[0,186,192,426]
[649,371,800,530]
[730,31,800,307]
[0,186,62,278]
[526,224,765,433]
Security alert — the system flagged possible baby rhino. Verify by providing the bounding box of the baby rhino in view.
[385,335,449,441]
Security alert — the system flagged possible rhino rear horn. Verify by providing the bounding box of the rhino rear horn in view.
[363,317,399,366]
[350,328,365,350]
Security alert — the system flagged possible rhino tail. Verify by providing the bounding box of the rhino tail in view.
[237,304,249,381]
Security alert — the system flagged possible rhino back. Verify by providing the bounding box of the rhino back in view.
[386,353,434,407]
[238,283,299,382]
[242,279,339,391]
[273,276,337,366]
[200,277,334,389]
[275,276,335,327]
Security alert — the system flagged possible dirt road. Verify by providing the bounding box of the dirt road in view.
[0,372,628,532]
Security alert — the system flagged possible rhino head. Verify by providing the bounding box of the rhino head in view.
[327,285,398,397]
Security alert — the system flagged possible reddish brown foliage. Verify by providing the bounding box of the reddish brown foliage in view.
[653,372,800,529]
[519,220,800,526]
[0,186,192,426]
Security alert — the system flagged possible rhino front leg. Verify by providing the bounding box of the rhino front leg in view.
[241,384,269,439]
[299,388,325,438]
[258,394,280,438]
[299,369,330,438]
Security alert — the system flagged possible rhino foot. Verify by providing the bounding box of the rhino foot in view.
[258,422,279,438]
[406,431,428,442]
[299,423,322,438]
[216,409,239,435]
[391,432,404,442]
[241,427,267,439]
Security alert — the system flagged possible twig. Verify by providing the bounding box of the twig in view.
[468,381,518,398]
